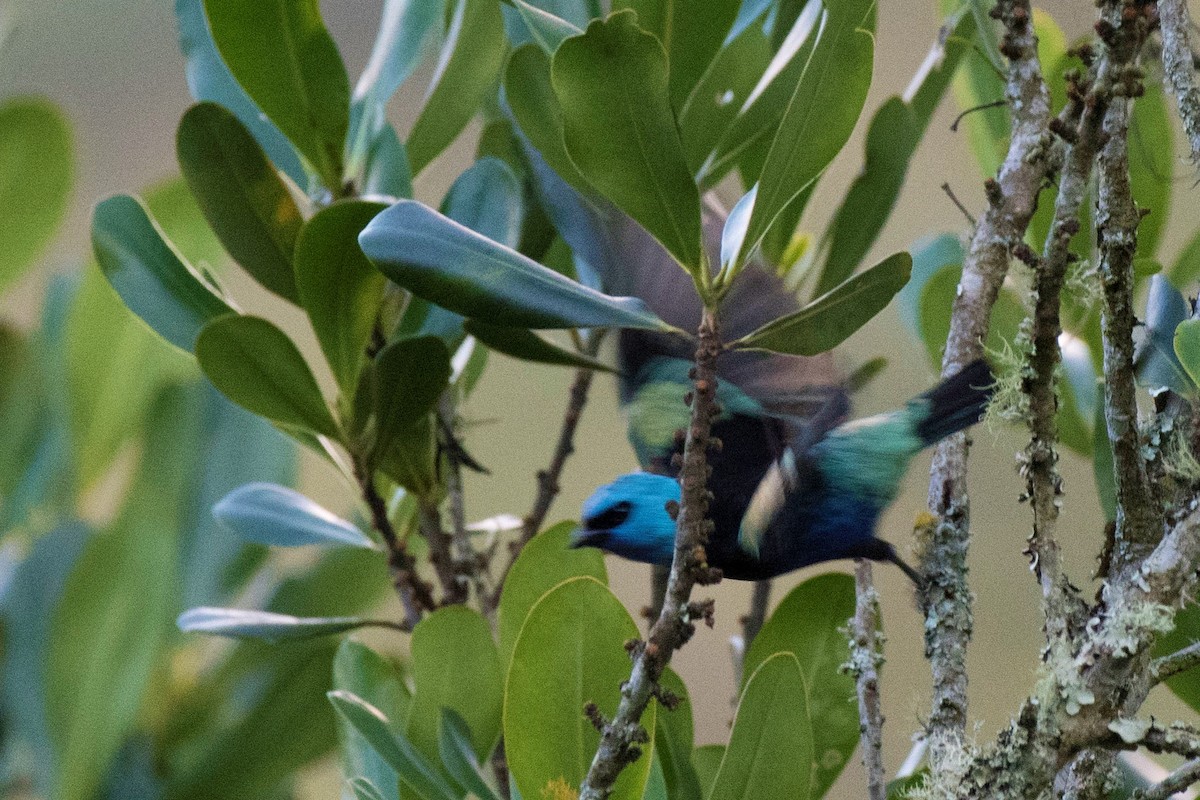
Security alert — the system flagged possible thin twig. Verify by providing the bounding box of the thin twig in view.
[355,461,434,630]
[941,182,978,227]
[1151,641,1200,685]
[950,99,1009,131]
[1159,0,1200,163]
[418,498,467,606]
[578,308,723,800]
[438,393,483,602]
[850,560,887,800]
[1134,757,1200,800]
[922,0,1052,764]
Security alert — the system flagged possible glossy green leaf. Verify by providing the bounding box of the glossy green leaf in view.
[1129,81,1173,260]
[346,0,442,174]
[1136,275,1194,396]
[1154,602,1200,714]
[505,576,654,800]
[363,123,414,199]
[202,0,349,188]
[1173,319,1200,392]
[295,200,389,393]
[654,669,702,800]
[407,0,506,175]
[213,482,375,549]
[734,251,910,356]
[445,157,525,248]
[405,606,504,767]
[93,194,235,353]
[552,11,703,273]
[692,745,725,797]
[737,0,875,268]
[178,607,381,641]
[677,20,772,177]
[2,523,90,796]
[463,320,615,372]
[65,262,195,487]
[439,709,503,800]
[506,44,592,192]
[196,314,338,437]
[497,521,607,662]
[174,0,306,184]
[0,97,72,293]
[350,778,390,800]
[613,0,738,110]
[333,640,411,800]
[359,200,670,329]
[513,0,582,52]
[742,573,858,797]
[696,6,822,188]
[370,335,450,459]
[47,388,201,800]
[177,102,303,302]
[328,691,460,800]
[709,653,813,800]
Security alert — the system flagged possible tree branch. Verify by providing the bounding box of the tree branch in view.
[438,393,484,603]
[921,0,1052,762]
[1159,0,1200,163]
[578,309,723,800]
[850,560,887,800]
[418,497,467,606]
[1151,641,1200,685]
[1134,757,1200,800]
[1096,2,1164,569]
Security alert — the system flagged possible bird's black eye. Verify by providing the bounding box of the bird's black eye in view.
[585,501,632,530]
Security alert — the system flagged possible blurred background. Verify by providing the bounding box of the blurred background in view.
[2,0,1198,796]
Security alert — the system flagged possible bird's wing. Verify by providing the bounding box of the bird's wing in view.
[737,389,849,557]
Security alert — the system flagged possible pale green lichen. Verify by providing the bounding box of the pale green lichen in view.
[1064,259,1103,312]
[984,322,1034,434]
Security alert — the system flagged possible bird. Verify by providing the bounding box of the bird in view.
[572,359,993,584]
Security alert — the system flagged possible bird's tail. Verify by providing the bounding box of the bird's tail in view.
[911,359,994,446]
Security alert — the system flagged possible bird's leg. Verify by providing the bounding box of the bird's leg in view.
[884,545,927,590]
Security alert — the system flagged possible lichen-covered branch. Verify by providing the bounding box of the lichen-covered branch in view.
[1151,641,1200,684]
[1134,758,1200,800]
[1158,0,1200,162]
[1095,1,1164,568]
[921,0,1052,762]
[850,560,887,800]
[578,309,723,800]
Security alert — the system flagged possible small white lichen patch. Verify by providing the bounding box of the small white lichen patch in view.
[1107,716,1152,744]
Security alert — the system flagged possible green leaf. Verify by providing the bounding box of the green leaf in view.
[741,573,858,797]
[691,745,725,797]
[513,0,583,52]
[736,0,875,269]
[654,669,702,800]
[350,778,390,800]
[952,11,1007,176]
[370,335,451,461]
[328,691,460,800]
[1155,602,1200,714]
[294,200,389,393]
[346,0,442,175]
[1169,227,1200,289]
[93,194,236,353]
[0,96,72,293]
[734,251,910,355]
[1137,275,1194,396]
[177,102,303,302]
[612,0,739,110]
[1093,395,1117,522]
[497,521,607,663]
[333,640,411,800]
[359,200,671,330]
[213,482,376,549]
[196,314,339,437]
[363,123,414,199]
[552,11,704,273]
[174,0,306,184]
[178,607,381,641]
[47,389,201,800]
[505,43,594,192]
[505,576,654,800]
[439,709,503,800]
[1173,319,1200,391]
[1129,81,1173,260]
[913,258,1026,369]
[405,606,504,766]
[407,0,506,175]
[708,653,813,800]
[202,0,349,188]
[463,320,615,372]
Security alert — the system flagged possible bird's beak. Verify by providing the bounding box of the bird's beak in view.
[569,527,605,550]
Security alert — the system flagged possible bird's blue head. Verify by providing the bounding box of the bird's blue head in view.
[571,472,680,567]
